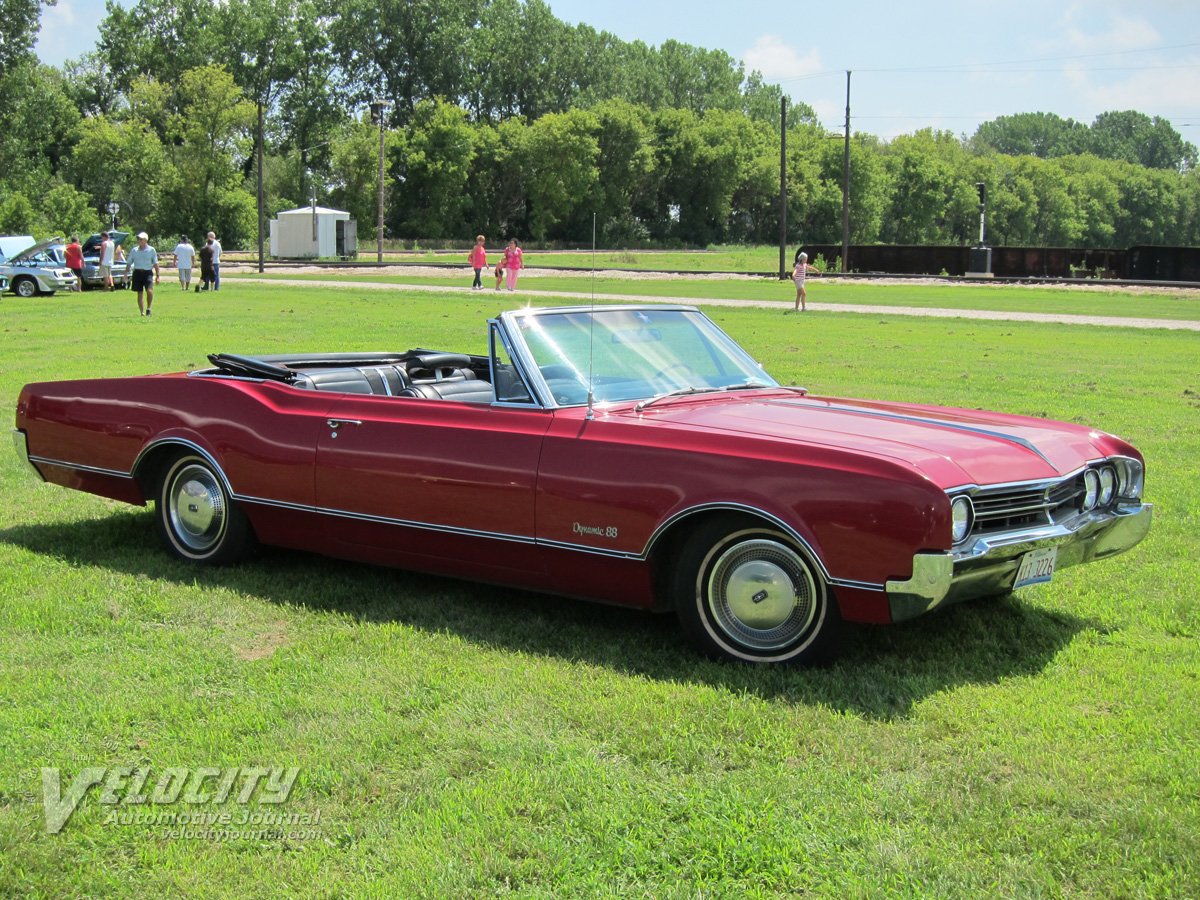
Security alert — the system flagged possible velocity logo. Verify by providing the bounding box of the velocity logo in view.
[42,766,300,833]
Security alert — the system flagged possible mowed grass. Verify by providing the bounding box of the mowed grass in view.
[0,282,1197,899]
[235,269,1200,322]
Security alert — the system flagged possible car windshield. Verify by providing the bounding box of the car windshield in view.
[511,307,778,406]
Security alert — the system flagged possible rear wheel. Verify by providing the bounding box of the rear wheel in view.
[14,277,38,298]
[155,454,254,564]
[673,517,841,664]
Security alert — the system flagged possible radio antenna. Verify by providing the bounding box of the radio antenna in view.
[586,213,596,421]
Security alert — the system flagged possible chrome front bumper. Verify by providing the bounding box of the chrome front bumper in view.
[11,429,45,483]
[886,502,1153,622]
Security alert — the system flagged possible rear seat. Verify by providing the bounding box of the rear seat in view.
[292,362,494,401]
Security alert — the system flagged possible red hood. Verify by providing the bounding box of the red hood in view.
[617,391,1127,489]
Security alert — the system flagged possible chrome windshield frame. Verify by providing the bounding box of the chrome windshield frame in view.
[495,304,778,410]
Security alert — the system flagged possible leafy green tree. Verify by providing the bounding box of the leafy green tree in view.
[329,117,401,241]
[0,193,35,234]
[97,0,222,94]
[463,118,527,237]
[656,40,742,113]
[521,108,600,241]
[68,115,169,233]
[0,0,53,81]
[158,66,257,244]
[970,112,1087,159]
[38,182,102,236]
[329,0,481,122]
[1088,110,1197,173]
[0,63,80,193]
[395,100,477,239]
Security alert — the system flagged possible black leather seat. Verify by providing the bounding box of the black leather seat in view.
[398,380,495,402]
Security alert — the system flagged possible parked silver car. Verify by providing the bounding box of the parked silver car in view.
[0,237,77,297]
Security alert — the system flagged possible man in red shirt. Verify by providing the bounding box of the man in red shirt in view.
[64,236,84,292]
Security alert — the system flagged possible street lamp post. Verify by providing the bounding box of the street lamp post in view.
[369,100,391,264]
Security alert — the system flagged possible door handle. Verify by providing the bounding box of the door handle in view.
[326,419,362,429]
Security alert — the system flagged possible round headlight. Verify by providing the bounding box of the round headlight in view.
[1082,469,1100,510]
[951,496,974,543]
[1098,467,1116,506]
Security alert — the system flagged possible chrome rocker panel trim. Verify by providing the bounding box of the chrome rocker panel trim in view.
[11,429,45,483]
[886,502,1153,622]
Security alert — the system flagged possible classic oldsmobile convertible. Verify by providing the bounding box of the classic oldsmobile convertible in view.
[12,305,1152,664]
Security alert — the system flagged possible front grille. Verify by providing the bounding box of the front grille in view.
[970,473,1086,535]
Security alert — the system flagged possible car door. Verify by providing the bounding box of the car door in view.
[314,393,551,574]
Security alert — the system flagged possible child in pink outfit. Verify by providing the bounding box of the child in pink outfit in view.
[504,239,523,291]
[468,235,487,289]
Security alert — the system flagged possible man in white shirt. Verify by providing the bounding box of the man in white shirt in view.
[206,231,223,291]
[98,232,115,291]
[126,232,160,316]
[172,235,195,291]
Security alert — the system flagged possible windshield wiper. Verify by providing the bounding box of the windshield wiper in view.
[635,386,721,412]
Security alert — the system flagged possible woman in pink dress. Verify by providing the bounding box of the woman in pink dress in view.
[504,239,523,291]
[468,235,487,289]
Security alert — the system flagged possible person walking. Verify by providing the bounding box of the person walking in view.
[64,236,83,291]
[172,235,195,291]
[206,231,222,290]
[468,235,487,289]
[198,239,215,292]
[503,238,523,291]
[790,251,821,312]
[98,232,115,291]
[126,232,160,316]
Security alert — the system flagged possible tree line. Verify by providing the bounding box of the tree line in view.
[1,0,1197,252]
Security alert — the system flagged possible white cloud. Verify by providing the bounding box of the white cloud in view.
[1059,5,1162,52]
[743,35,823,80]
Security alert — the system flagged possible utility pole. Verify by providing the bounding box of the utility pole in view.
[370,100,391,264]
[779,96,787,280]
[257,100,264,273]
[841,70,851,275]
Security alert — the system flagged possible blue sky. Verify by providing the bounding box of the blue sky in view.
[37,0,1200,142]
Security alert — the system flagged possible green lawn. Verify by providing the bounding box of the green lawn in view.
[234,270,1200,321]
[1,282,1197,898]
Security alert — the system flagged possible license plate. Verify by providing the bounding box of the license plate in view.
[1013,547,1057,589]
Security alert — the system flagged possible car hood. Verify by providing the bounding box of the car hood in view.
[4,236,64,264]
[621,391,1123,488]
[0,235,35,262]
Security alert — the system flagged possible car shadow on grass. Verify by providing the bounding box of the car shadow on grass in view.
[2,510,1107,720]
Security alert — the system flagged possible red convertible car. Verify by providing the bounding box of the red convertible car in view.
[13,305,1152,664]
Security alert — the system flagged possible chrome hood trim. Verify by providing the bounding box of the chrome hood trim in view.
[764,398,1057,470]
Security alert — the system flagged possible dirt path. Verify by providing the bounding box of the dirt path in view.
[227,270,1200,331]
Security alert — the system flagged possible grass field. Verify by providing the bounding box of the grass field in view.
[1,281,1197,898]
[235,269,1200,322]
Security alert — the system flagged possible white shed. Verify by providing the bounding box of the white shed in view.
[269,206,357,258]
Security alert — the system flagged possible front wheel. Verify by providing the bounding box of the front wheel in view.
[14,277,38,298]
[156,454,254,564]
[673,518,841,664]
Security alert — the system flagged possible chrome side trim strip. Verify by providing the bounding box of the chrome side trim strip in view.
[26,454,132,480]
[765,399,1057,469]
[234,494,539,546]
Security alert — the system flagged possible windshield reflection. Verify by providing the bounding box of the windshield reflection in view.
[512,308,778,406]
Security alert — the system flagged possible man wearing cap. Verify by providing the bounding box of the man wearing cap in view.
[126,232,160,316]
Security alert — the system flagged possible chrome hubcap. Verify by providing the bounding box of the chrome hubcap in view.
[707,539,817,650]
[168,465,225,551]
